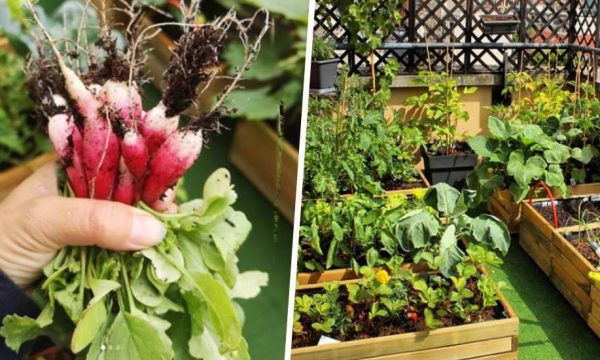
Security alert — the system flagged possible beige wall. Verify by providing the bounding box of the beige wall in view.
[386,86,493,138]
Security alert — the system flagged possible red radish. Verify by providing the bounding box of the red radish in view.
[113,158,135,205]
[47,114,88,198]
[100,80,143,129]
[142,129,203,204]
[140,102,179,155]
[121,130,149,178]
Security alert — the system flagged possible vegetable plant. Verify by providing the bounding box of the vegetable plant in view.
[0,2,271,359]
[303,70,424,198]
[405,71,477,155]
[468,117,574,203]
[298,192,426,273]
[293,243,507,347]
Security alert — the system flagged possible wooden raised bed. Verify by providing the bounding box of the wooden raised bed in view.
[0,152,58,200]
[341,169,430,198]
[519,199,600,334]
[489,183,600,234]
[230,121,298,222]
[292,273,519,360]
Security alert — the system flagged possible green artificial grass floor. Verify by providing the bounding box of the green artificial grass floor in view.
[494,239,600,359]
[143,88,293,360]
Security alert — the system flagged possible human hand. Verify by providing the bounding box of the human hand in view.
[0,163,166,288]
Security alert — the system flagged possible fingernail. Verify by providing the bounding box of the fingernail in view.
[129,213,166,248]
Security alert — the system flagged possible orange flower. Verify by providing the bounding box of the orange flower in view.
[346,305,355,318]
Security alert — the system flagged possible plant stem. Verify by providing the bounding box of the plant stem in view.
[370,50,376,93]
[120,254,136,312]
[79,247,87,311]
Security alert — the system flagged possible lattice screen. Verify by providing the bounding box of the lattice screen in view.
[314,0,600,77]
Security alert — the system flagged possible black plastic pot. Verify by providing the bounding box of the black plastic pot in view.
[310,59,340,90]
[481,14,520,35]
[421,145,478,189]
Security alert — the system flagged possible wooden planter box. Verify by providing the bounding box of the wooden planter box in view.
[230,121,298,222]
[293,273,519,360]
[0,153,57,200]
[489,183,600,234]
[519,199,600,336]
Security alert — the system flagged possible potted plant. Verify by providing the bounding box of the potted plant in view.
[480,0,520,35]
[406,71,478,189]
[310,35,339,91]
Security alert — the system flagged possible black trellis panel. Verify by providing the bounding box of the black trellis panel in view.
[314,0,600,78]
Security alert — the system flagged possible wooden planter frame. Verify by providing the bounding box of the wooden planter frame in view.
[519,199,600,337]
[292,273,519,360]
[489,183,600,234]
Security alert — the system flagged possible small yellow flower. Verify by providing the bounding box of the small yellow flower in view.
[375,269,391,285]
[293,321,303,333]
[413,188,427,201]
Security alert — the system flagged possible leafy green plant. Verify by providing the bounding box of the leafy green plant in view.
[405,71,477,154]
[0,170,268,359]
[395,183,511,277]
[0,52,50,169]
[302,70,425,198]
[312,35,335,61]
[320,0,404,91]
[298,192,426,273]
[468,117,574,203]
[293,243,507,347]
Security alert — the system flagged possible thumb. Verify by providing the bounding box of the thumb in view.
[18,197,166,252]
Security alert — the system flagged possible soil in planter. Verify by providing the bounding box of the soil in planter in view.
[292,283,506,349]
[533,197,600,228]
[380,176,426,192]
[428,141,473,157]
[564,231,600,267]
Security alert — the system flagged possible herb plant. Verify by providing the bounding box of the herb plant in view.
[312,35,335,61]
[405,71,477,155]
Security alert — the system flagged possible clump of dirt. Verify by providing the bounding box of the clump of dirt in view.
[162,26,225,117]
[566,232,600,266]
[380,177,425,192]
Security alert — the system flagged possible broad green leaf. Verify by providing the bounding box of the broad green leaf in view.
[71,300,107,353]
[142,247,182,284]
[571,145,598,165]
[396,210,440,251]
[0,315,44,352]
[544,164,565,188]
[467,135,495,159]
[543,143,571,164]
[208,209,252,263]
[438,225,465,277]
[131,272,163,307]
[424,183,461,216]
[228,271,269,299]
[470,215,510,255]
[201,242,226,272]
[487,117,511,140]
[88,278,120,306]
[104,312,174,360]
[182,273,242,352]
[203,168,234,200]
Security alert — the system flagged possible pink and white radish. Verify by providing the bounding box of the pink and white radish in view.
[121,130,149,179]
[47,114,88,198]
[100,80,143,129]
[142,129,203,206]
[113,158,136,205]
[140,102,179,155]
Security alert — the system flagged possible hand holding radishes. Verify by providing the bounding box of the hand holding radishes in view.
[0,163,166,288]
[1,2,270,359]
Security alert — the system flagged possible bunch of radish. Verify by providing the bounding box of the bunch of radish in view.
[26,1,244,211]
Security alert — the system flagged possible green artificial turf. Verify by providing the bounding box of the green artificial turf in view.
[143,87,293,360]
[494,239,600,359]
